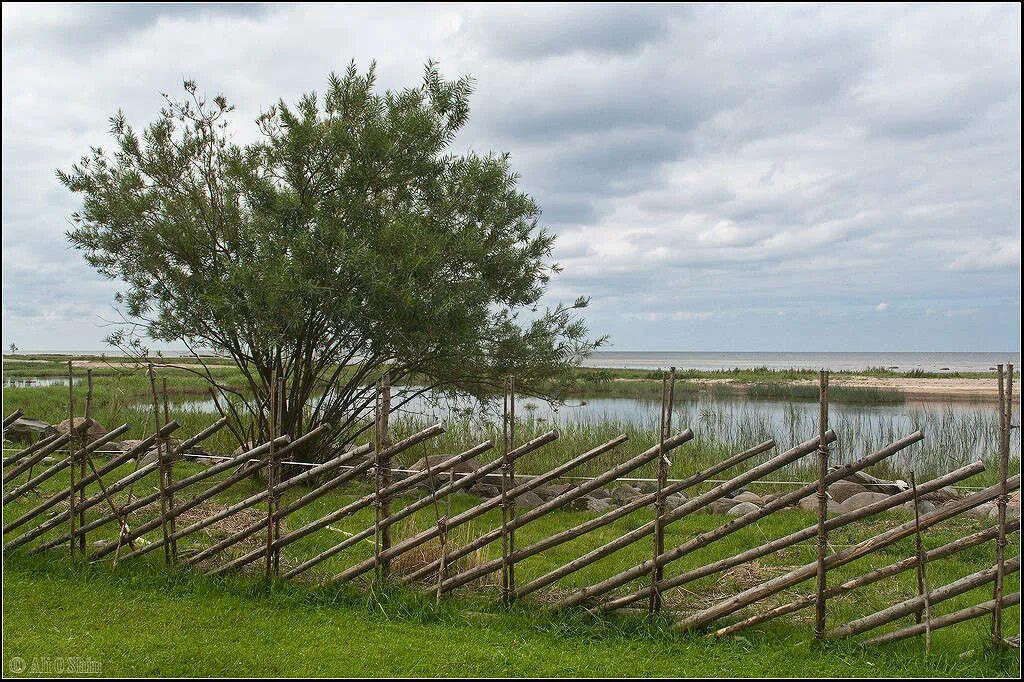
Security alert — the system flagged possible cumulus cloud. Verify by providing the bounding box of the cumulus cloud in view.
[1,3,1020,351]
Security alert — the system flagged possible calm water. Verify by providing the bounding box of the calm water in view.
[584,351,1020,373]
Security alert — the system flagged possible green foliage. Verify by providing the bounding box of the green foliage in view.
[58,62,603,459]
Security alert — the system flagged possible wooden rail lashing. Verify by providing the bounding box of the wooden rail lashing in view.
[598,430,920,612]
[543,430,831,606]
[672,473,1020,633]
[714,520,1020,638]
[438,438,774,595]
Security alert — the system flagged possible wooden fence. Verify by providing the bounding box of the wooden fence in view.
[2,364,1019,650]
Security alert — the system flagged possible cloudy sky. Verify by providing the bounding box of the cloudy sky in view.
[2,3,1020,352]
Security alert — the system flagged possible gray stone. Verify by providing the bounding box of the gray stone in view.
[469,482,501,498]
[727,501,760,516]
[709,497,739,515]
[408,455,480,475]
[612,484,640,505]
[734,491,763,505]
[545,483,576,498]
[828,480,868,504]
[514,491,545,510]
[584,496,614,513]
[840,491,894,512]
[589,487,611,500]
[901,500,937,515]
[967,501,997,519]
[664,493,689,511]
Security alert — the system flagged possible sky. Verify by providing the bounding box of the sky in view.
[1,3,1020,353]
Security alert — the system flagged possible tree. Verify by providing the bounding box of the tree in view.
[60,62,604,461]
[8,343,17,355]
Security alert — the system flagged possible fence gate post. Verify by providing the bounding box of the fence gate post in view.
[814,368,830,639]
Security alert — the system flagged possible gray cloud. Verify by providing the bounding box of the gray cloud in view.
[1,2,1020,351]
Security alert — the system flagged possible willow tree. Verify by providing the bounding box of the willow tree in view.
[60,62,602,460]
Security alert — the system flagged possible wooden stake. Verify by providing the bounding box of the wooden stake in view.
[814,368,829,639]
[79,369,93,554]
[649,367,675,613]
[501,375,517,605]
[910,472,932,652]
[992,362,1013,644]
[67,360,76,557]
[148,364,172,564]
[265,368,277,579]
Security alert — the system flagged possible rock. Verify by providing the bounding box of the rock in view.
[589,487,611,500]
[798,496,818,512]
[727,501,760,516]
[664,493,689,511]
[901,500,937,515]
[840,491,894,512]
[709,497,739,515]
[734,491,763,504]
[55,417,107,441]
[584,496,614,513]
[967,501,997,519]
[612,484,640,505]
[513,491,545,510]
[469,482,501,498]
[545,483,576,498]
[828,480,868,504]
[922,486,960,503]
[4,417,52,444]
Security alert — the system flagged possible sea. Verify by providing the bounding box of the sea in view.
[582,351,1020,373]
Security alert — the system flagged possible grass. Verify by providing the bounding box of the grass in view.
[2,440,1021,677]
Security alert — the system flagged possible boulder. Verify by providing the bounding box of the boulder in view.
[513,491,545,510]
[4,418,52,444]
[709,497,739,515]
[545,483,576,498]
[408,455,481,475]
[827,480,868,504]
[584,496,615,513]
[589,487,611,500]
[734,491,763,505]
[922,486,960,504]
[798,496,818,513]
[840,491,894,512]
[901,500,937,515]
[469,482,501,498]
[664,493,689,511]
[967,501,997,520]
[612,484,640,505]
[55,417,107,441]
[727,501,760,516]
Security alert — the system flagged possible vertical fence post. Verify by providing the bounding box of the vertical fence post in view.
[274,375,284,574]
[910,472,932,653]
[992,362,1012,645]
[814,368,830,639]
[373,372,393,581]
[148,363,172,565]
[80,368,93,554]
[501,375,517,605]
[265,367,277,579]
[649,367,676,614]
[67,360,77,557]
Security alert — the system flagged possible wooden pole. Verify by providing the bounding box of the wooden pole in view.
[863,593,1020,647]
[79,368,93,554]
[714,520,1018,638]
[2,409,25,428]
[147,363,172,564]
[814,368,829,639]
[649,367,675,613]
[264,368,277,579]
[67,360,76,557]
[501,376,517,605]
[992,362,1012,644]
[274,376,284,574]
[673,472,1018,633]
[910,472,932,652]
[830,556,1020,639]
